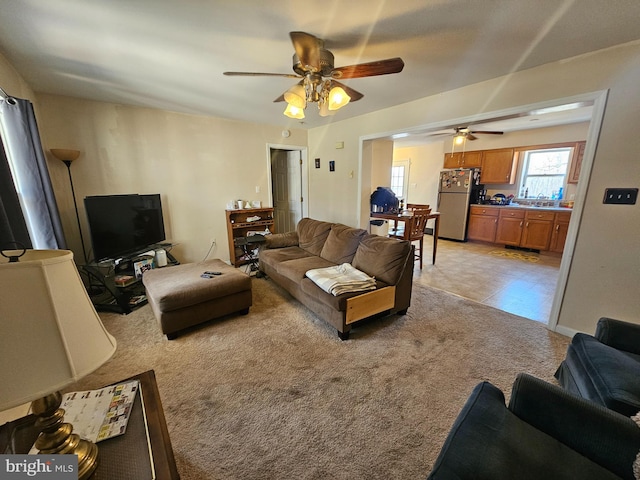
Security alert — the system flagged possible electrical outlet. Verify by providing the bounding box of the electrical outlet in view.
[255,186,261,193]
[603,188,638,205]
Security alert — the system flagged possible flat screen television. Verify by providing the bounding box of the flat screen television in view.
[84,194,166,262]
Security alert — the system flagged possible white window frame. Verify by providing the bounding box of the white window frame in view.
[519,146,572,199]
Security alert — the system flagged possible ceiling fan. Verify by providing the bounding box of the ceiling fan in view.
[223,31,404,119]
[438,127,504,145]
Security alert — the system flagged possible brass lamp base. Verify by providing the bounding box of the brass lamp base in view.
[31,392,99,480]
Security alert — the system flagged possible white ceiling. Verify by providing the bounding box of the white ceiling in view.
[0,0,639,131]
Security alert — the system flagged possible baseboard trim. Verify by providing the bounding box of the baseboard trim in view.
[552,324,579,338]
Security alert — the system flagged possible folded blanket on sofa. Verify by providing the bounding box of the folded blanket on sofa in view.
[306,263,376,296]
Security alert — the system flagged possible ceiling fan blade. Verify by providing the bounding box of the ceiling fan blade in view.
[332,81,364,102]
[224,71,300,78]
[469,130,504,135]
[290,31,321,71]
[466,133,478,141]
[331,57,404,79]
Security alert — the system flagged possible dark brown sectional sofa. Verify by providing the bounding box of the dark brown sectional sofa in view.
[259,217,414,339]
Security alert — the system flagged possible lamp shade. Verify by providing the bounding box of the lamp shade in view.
[50,149,81,162]
[283,103,305,119]
[283,84,306,109]
[328,86,350,111]
[0,250,117,411]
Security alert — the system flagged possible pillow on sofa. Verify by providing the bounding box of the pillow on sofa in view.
[297,218,333,256]
[320,224,367,264]
[265,231,299,249]
[352,235,411,285]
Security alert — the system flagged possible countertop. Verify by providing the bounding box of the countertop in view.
[471,204,573,212]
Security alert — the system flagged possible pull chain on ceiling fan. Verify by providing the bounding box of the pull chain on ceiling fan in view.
[223,32,404,119]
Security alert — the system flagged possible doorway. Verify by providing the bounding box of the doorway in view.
[268,145,309,234]
[358,91,607,331]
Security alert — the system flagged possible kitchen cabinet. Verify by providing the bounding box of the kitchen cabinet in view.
[521,210,555,250]
[467,206,499,242]
[549,211,572,253]
[480,148,517,184]
[568,141,586,184]
[471,206,572,252]
[443,151,483,169]
[495,208,524,246]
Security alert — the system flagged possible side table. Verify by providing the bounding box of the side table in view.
[0,370,180,480]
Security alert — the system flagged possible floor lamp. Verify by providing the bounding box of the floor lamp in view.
[51,148,87,263]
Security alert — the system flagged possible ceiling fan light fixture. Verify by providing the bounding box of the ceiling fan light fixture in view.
[454,133,466,145]
[318,100,335,117]
[283,84,306,108]
[284,103,305,119]
[328,86,350,111]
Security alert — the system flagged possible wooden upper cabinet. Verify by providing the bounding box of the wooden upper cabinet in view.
[480,148,517,184]
[443,151,483,169]
[567,141,586,184]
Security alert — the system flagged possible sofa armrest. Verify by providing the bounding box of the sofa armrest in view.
[264,231,299,249]
[509,373,640,480]
[595,317,640,354]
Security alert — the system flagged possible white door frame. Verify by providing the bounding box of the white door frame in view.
[266,143,309,221]
[357,90,609,333]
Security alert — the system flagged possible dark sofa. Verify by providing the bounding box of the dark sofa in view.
[428,373,640,480]
[555,317,640,416]
[259,217,414,339]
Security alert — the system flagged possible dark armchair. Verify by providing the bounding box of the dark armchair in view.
[555,317,640,416]
[427,373,640,479]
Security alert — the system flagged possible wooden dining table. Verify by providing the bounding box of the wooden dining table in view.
[370,210,441,264]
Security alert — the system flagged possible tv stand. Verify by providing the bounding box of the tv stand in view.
[82,246,179,314]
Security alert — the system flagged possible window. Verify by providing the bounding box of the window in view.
[391,159,410,199]
[519,147,572,199]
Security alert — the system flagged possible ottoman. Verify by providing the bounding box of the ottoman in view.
[142,259,252,339]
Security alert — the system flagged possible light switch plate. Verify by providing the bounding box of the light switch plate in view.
[603,188,638,205]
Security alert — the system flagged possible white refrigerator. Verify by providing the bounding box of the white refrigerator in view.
[437,168,482,241]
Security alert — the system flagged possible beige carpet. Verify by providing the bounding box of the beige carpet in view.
[68,277,570,479]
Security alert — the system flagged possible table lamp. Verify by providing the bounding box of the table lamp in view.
[0,248,117,480]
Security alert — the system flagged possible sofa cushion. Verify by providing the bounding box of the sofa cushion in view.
[297,218,333,255]
[352,234,411,285]
[260,246,313,265]
[276,255,336,283]
[320,224,367,264]
[265,231,299,249]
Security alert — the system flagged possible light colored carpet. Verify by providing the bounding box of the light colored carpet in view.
[68,276,570,479]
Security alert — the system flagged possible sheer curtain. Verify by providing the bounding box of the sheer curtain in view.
[0,95,66,249]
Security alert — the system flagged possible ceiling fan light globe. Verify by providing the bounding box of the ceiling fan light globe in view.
[283,103,305,119]
[283,84,306,108]
[454,134,466,145]
[328,86,350,110]
[318,101,335,117]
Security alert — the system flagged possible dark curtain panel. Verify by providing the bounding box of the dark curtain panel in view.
[0,134,31,249]
[0,96,66,249]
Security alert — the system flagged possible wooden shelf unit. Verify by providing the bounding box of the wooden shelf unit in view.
[226,207,275,267]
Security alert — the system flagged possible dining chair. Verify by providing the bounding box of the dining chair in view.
[389,208,431,268]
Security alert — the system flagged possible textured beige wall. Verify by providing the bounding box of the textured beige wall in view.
[33,95,307,264]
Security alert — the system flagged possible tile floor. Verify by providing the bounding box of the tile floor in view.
[413,235,562,323]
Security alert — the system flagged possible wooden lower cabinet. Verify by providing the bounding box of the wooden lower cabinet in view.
[469,206,572,252]
[549,211,572,253]
[467,206,499,242]
[521,211,555,250]
[495,209,524,246]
